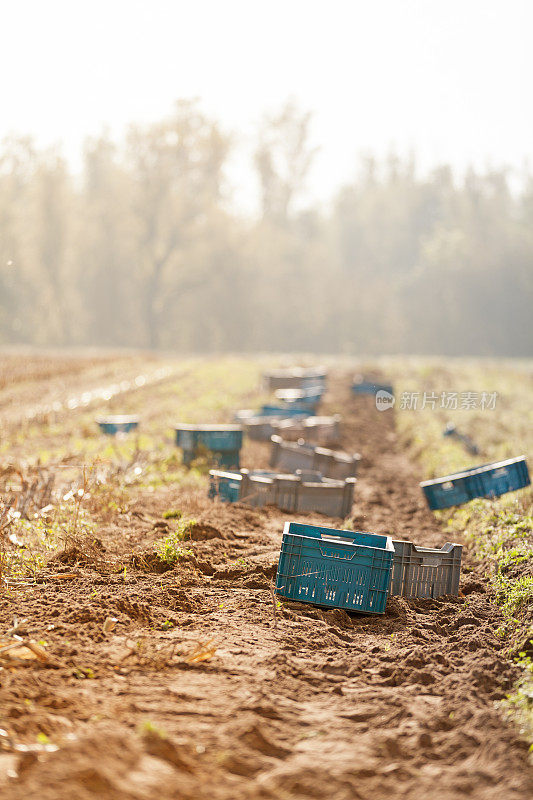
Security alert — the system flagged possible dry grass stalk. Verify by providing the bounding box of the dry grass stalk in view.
[270,582,279,628]
[184,638,218,664]
[0,637,53,667]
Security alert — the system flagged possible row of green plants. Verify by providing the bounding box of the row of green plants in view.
[386,359,532,750]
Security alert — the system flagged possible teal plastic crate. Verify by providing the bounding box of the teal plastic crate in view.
[175,424,243,451]
[184,448,240,469]
[421,456,530,510]
[208,470,242,501]
[96,415,139,435]
[275,522,394,614]
[175,424,243,468]
[260,404,313,418]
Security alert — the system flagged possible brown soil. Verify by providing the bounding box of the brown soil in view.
[0,366,531,800]
[0,352,182,441]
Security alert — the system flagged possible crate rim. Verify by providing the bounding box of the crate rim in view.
[209,468,356,490]
[315,447,361,464]
[96,415,139,424]
[303,414,341,425]
[275,388,324,400]
[391,539,462,555]
[263,366,328,379]
[270,434,360,465]
[283,520,394,552]
[209,468,243,481]
[175,423,243,433]
[247,414,306,422]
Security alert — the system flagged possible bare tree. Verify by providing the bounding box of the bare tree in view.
[255,99,318,224]
[126,101,230,348]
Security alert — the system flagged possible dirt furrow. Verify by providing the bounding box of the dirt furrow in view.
[0,368,531,800]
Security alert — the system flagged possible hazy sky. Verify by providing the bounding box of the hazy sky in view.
[2,0,531,207]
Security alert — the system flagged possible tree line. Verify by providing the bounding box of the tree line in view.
[0,100,531,356]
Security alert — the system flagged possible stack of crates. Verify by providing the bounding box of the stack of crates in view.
[175,424,243,468]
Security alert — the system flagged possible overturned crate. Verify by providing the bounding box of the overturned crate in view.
[275,522,394,615]
[262,367,328,392]
[175,424,243,468]
[274,415,342,447]
[96,415,139,435]
[420,455,530,510]
[209,468,355,518]
[270,435,360,480]
[390,541,462,598]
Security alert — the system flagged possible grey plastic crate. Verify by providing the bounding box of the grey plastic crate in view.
[262,367,328,392]
[270,435,360,480]
[238,415,298,442]
[389,540,462,598]
[274,386,324,410]
[209,468,355,518]
[273,415,341,446]
[235,409,308,442]
[243,418,278,441]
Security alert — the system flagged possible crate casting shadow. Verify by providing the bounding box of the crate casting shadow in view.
[209,468,355,518]
[275,522,394,615]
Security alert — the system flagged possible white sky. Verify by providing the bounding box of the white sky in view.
[1,0,531,208]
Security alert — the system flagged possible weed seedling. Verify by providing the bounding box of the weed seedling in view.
[139,720,167,739]
[155,531,193,566]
